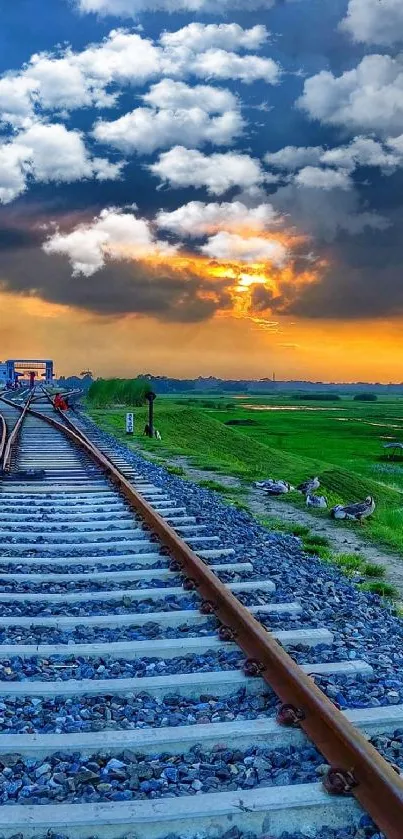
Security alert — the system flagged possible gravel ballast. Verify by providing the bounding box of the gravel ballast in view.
[0,742,326,805]
[0,408,401,839]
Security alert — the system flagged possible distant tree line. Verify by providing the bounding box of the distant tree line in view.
[61,372,402,397]
[353,393,378,402]
[292,393,341,401]
[136,375,402,395]
[58,374,93,392]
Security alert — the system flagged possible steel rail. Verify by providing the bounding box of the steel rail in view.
[0,395,32,472]
[34,388,80,405]
[6,397,403,839]
[0,414,6,467]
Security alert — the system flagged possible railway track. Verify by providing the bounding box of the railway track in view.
[0,390,402,839]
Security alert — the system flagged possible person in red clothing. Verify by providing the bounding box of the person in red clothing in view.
[54,393,68,411]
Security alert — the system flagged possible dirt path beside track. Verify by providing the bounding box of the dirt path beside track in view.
[248,491,403,596]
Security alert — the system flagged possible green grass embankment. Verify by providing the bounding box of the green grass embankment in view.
[89,405,324,481]
[87,403,403,555]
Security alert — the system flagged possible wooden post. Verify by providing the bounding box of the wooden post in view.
[146,392,157,437]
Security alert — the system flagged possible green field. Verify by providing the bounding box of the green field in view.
[88,394,403,555]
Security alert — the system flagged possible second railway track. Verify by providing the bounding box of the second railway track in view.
[0,391,402,838]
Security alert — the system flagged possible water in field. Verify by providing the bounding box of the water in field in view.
[337,417,403,431]
[213,399,403,496]
[240,404,345,412]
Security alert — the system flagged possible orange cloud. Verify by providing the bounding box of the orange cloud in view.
[114,225,323,329]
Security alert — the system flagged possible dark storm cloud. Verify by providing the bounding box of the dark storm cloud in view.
[0,244,232,323]
[278,211,403,320]
[288,263,403,319]
[250,285,277,312]
[270,181,388,243]
[0,221,43,251]
[241,194,403,322]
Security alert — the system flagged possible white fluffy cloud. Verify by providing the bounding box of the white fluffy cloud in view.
[93,80,243,153]
[159,23,279,84]
[0,123,123,204]
[294,167,352,191]
[0,143,29,204]
[0,75,39,130]
[43,206,174,276]
[16,123,103,183]
[0,31,161,128]
[265,145,324,171]
[0,23,279,129]
[264,136,403,182]
[200,231,288,264]
[190,50,279,84]
[0,21,281,204]
[143,79,237,113]
[340,0,403,47]
[160,23,268,53]
[94,107,243,153]
[149,146,266,195]
[320,137,402,173]
[75,0,277,14]
[156,200,279,236]
[298,55,403,136]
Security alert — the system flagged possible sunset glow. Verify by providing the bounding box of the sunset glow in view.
[108,223,324,330]
[1,288,402,383]
[1,1,402,381]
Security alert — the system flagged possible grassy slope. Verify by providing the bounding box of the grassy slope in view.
[90,405,325,479]
[88,403,403,554]
[210,399,403,491]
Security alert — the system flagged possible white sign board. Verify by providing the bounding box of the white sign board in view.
[126,412,134,434]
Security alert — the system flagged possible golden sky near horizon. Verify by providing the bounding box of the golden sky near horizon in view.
[1,290,402,383]
[5,214,397,384]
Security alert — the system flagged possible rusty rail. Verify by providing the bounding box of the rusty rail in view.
[0,395,32,472]
[0,414,6,467]
[5,396,403,838]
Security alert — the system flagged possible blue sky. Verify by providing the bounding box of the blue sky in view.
[0,0,403,379]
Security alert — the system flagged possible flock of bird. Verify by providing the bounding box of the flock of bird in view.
[254,476,376,523]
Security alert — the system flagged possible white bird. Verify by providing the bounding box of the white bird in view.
[297,476,320,495]
[330,496,375,523]
[306,494,328,509]
[265,480,294,495]
[255,479,293,495]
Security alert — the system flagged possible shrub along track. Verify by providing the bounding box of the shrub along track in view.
[0,390,401,838]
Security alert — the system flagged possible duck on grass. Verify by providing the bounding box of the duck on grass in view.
[255,476,376,525]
